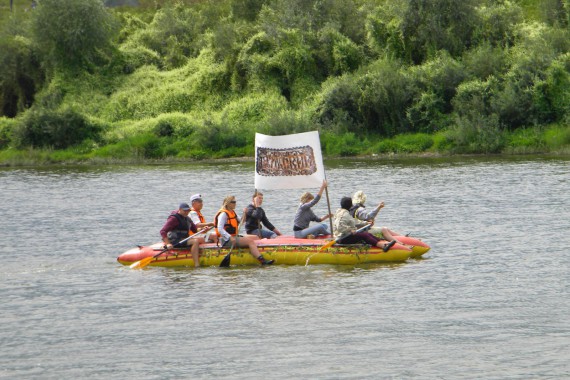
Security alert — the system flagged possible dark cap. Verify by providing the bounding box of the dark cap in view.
[179,203,191,211]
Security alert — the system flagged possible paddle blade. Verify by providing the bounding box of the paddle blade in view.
[319,239,336,251]
[219,253,231,267]
[130,256,154,269]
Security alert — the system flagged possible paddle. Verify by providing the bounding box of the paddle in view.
[130,227,211,269]
[319,223,371,251]
[219,211,246,268]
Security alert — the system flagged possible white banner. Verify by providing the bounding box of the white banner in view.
[254,131,325,190]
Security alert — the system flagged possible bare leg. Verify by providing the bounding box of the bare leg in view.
[236,236,261,258]
[381,227,403,244]
[245,234,261,241]
[189,240,201,267]
[235,236,273,264]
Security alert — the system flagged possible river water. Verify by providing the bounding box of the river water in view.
[0,156,568,379]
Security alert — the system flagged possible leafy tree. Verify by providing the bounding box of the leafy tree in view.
[400,0,479,64]
[358,58,415,136]
[314,74,363,133]
[0,14,44,117]
[231,0,268,22]
[473,1,523,48]
[31,0,118,72]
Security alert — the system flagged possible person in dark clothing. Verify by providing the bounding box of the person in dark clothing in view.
[160,203,203,267]
[245,192,282,239]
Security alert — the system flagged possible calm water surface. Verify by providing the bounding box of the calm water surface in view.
[1,156,568,379]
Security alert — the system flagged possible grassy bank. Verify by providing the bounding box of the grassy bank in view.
[1,124,568,167]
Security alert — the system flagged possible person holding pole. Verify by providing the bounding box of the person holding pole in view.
[293,180,333,238]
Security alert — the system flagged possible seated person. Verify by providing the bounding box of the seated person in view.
[334,197,396,252]
[293,180,332,238]
[189,193,218,244]
[245,191,281,239]
[214,195,274,265]
[351,190,404,244]
[160,203,204,267]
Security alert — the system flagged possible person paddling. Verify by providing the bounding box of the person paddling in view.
[160,203,204,267]
[189,193,218,244]
[350,190,404,245]
[333,197,396,252]
[214,195,274,265]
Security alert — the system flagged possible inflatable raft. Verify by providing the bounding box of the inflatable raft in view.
[117,235,430,268]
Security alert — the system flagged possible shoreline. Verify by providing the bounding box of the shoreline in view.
[2,150,569,168]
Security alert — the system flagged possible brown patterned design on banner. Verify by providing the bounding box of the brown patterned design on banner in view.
[256,146,317,176]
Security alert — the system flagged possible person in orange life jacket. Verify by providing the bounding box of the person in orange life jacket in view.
[189,193,218,244]
[350,190,404,244]
[245,192,282,239]
[160,203,204,267]
[214,195,274,265]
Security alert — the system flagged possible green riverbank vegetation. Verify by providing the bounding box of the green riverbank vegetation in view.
[1,0,569,166]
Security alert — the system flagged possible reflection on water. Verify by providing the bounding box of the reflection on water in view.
[0,155,569,379]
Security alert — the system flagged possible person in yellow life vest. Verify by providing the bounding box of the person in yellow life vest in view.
[189,193,218,244]
[214,195,274,265]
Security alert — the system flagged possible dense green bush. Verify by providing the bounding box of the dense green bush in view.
[462,43,508,80]
[321,132,363,156]
[13,106,101,149]
[314,75,363,133]
[0,117,18,148]
[407,52,466,132]
[358,59,414,136]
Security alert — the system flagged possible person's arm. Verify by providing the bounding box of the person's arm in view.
[260,209,276,232]
[189,211,211,229]
[160,216,178,248]
[367,202,384,220]
[317,180,327,197]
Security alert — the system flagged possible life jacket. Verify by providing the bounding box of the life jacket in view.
[189,209,206,236]
[349,203,364,219]
[171,212,192,233]
[167,212,192,243]
[214,208,238,236]
[192,209,206,224]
